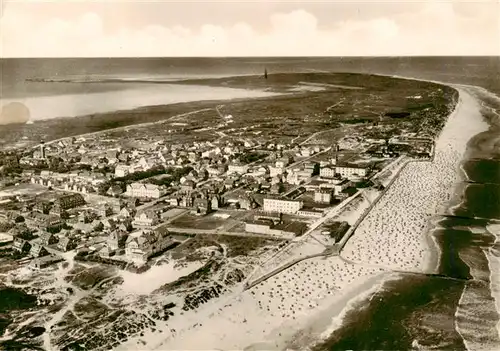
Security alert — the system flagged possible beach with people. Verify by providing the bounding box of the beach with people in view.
[112,85,493,351]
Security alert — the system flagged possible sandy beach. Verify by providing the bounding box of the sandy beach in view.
[112,85,492,351]
[342,87,489,273]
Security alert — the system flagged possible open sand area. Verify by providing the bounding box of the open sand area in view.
[342,88,489,273]
[145,256,386,351]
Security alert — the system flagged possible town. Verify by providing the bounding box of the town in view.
[0,72,454,350]
[0,123,434,267]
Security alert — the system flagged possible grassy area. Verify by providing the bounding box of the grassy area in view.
[170,213,228,230]
[1,72,457,150]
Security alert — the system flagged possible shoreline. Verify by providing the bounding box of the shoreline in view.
[4,72,496,349]
[0,83,279,123]
[280,272,396,351]
[305,83,491,350]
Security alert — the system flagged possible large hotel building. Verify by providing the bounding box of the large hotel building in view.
[263,197,303,214]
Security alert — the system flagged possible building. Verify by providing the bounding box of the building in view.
[314,190,332,204]
[29,255,64,269]
[275,156,291,169]
[56,193,86,210]
[125,229,169,263]
[57,237,77,252]
[334,179,351,194]
[180,180,196,193]
[211,195,221,210]
[28,212,62,229]
[263,198,303,214]
[245,219,307,237]
[39,231,58,246]
[133,211,160,228]
[297,209,324,218]
[191,197,212,215]
[107,184,124,197]
[39,143,46,159]
[335,165,368,179]
[34,200,51,214]
[115,164,130,178]
[106,230,128,253]
[13,237,31,253]
[30,243,49,258]
[125,183,166,199]
[319,166,336,179]
[227,163,249,175]
[245,219,274,235]
[269,166,285,178]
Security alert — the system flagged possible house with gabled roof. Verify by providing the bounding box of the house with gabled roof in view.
[30,243,49,258]
[39,231,58,246]
[125,230,163,263]
[13,236,31,253]
[106,229,128,253]
[57,237,77,252]
[133,211,160,228]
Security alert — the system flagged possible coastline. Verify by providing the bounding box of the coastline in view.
[290,83,492,350]
[486,224,500,340]
[280,272,396,351]
[3,71,497,349]
[0,83,278,122]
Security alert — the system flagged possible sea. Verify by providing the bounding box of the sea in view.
[1,57,500,349]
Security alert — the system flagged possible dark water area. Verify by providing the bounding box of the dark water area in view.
[463,159,500,183]
[313,275,467,350]
[453,183,500,220]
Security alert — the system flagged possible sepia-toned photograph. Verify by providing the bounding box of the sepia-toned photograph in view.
[0,1,499,350]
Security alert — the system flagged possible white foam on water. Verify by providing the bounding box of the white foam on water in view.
[486,224,500,340]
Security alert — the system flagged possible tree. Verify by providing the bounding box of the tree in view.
[14,215,25,223]
[312,163,320,176]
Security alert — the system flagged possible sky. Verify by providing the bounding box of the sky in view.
[0,0,499,57]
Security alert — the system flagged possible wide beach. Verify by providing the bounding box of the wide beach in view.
[114,84,490,351]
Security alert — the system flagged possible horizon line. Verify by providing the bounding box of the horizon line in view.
[1,55,500,60]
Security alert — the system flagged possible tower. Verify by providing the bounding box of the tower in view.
[264,68,268,79]
[39,142,46,159]
[331,143,339,165]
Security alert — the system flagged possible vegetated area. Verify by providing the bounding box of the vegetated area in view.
[0,72,457,150]
[0,233,285,351]
[179,73,457,145]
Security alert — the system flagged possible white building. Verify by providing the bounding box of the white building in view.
[125,183,166,199]
[319,166,336,179]
[263,198,303,214]
[314,190,332,204]
[125,230,166,263]
[336,166,367,179]
[115,164,130,178]
[275,157,291,169]
[132,211,160,227]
